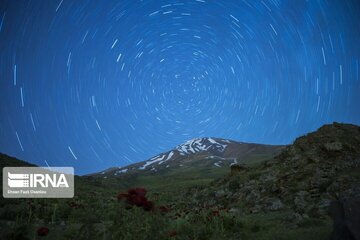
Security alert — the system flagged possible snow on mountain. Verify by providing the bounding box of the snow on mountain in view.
[138,137,231,170]
[214,162,222,167]
[89,137,284,178]
[114,168,128,175]
[139,154,166,170]
[175,137,227,155]
[158,151,174,165]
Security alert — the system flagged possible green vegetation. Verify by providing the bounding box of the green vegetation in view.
[0,183,333,240]
[0,123,359,239]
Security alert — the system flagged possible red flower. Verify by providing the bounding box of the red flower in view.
[117,187,154,211]
[128,188,147,197]
[142,200,154,211]
[127,195,147,206]
[37,227,49,237]
[212,210,220,217]
[127,189,137,195]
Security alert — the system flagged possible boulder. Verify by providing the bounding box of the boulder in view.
[330,198,360,240]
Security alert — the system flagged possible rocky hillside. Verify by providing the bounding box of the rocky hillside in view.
[183,122,360,225]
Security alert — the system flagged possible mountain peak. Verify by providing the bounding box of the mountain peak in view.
[136,137,231,170]
[175,137,230,156]
[89,136,284,179]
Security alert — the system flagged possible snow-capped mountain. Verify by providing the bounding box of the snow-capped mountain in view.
[175,138,228,155]
[138,138,230,170]
[90,137,284,178]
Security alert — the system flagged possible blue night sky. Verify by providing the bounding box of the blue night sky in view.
[0,0,359,175]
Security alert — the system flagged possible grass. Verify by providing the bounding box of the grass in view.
[0,151,335,239]
[0,174,333,240]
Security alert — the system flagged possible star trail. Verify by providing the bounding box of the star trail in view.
[0,0,359,174]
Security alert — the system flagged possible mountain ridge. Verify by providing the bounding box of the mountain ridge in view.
[89,137,284,179]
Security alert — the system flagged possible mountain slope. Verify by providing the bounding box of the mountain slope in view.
[0,153,36,169]
[0,153,36,188]
[88,137,284,190]
[183,122,360,222]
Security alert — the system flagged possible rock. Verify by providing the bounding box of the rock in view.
[266,198,284,211]
[249,204,262,213]
[229,208,240,213]
[330,198,360,240]
[259,171,276,182]
[215,189,226,198]
[245,190,260,202]
[324,142,343,151]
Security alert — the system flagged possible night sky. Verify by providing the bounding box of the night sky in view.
[0,0,359,175]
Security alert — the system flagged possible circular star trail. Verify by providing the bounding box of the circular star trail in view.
[0,0,359,174]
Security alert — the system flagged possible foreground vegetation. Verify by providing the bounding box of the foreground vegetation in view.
[1,122,359,239]
[0,183,332,240]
